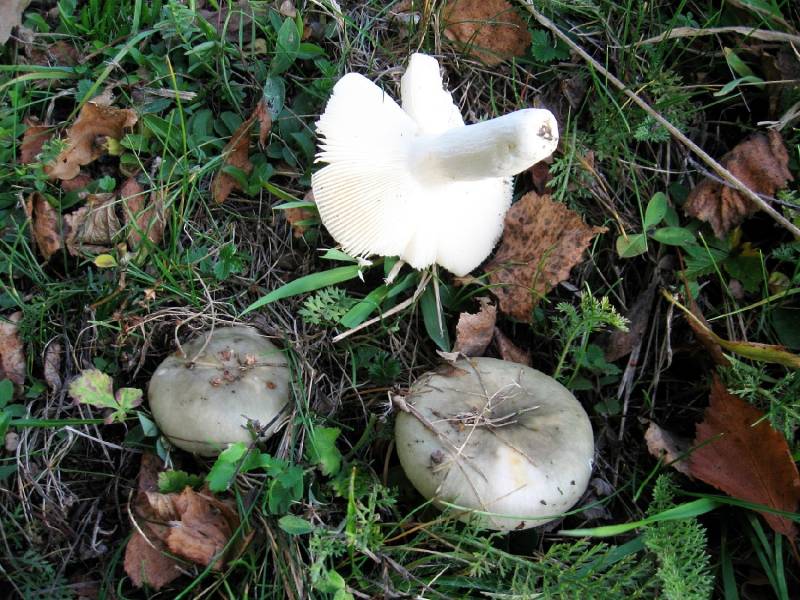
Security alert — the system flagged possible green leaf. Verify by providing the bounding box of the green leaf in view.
[115,388,143,413]
[158,470,205,493]
[137,413,158,437]
[262,76,286,118]
[206,442,248,492]
[714,75,765,97]
[723,254,762,293]
[0,379,13,407]
[305,426,342,476]
[421,284,450,351]
[530,30,569,63]
[616,233,648,258]
[271,18,300,74]
[278,514,315,535]
[0,462,17,481]
[723,48,755,79]
[241,265,363,315]
[650,227,696,247]
[644,192,667,229]
[93,254,117,268]
[68,369,139,423]
[339,285,389,328]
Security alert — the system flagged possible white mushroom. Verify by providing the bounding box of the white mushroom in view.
[148,326,290,456]
[395,357,593,530]
[311,53,558,276]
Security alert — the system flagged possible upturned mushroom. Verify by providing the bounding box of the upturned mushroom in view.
[395,357,593,530]
[311,53,558,277]
[148,326,290,456]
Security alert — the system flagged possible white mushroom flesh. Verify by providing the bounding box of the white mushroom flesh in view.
[395,357,594,530]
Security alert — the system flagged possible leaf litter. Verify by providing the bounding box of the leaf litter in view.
[486,192,607,322]
[442,0,531,66]
[0,312,25,386]
[453,298,497,357]
[684,130,793,237]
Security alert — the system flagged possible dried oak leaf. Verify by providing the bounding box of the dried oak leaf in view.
[688,378,800,538]
[644,420,691,477]
[486,192,606,322]
[685,130,793,238]
[453,298,497,357]
[121,177,168,249]
[24,192,63,260]
[124,453,183,590]
[64,193,121,256]
[492,326,531,365]
[442,0,531,66]
[0,312,25,386]
[20,117,53,164]
[45,102,138,181]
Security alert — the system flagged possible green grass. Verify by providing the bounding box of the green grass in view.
[1,0,799,598]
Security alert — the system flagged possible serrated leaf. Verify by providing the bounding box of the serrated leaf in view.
[206,442,248,492]
[116,387,143,411]
[69,369,114,409]
[278,514,314,535]
[650,227,696,246]
[305,426,342,476]
[158,470,205,493]
[616,233,648,258]
[644,192,667,229]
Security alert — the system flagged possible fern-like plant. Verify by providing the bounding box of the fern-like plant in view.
[298,287,356,326]
[644,474,715,600]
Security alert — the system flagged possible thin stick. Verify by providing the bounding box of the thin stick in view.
[519,2,800,239]
[630,26,800,47]
[332,271,432,342]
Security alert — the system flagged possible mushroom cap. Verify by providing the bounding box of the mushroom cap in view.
[311,54,515,276]
[148,326,290,456]
[395,357,594,530]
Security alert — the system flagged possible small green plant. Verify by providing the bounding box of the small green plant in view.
[352,345,402,386]
[644,475,714,600]
[158,469,205,493]
[299,287,357,326]
[67,369,142,424]
[551,290,628,385]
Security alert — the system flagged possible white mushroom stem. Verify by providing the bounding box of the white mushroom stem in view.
[408,109,558,182]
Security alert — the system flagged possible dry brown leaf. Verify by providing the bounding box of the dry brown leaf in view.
[45,102,138,181]
[44,342,62,390]
[64,193,121,256]
[486,192,606,321]
[284,190,316,238]
[605,282,656,362]
[685,297,730,367]
[20,117,53,164]
[0,312,25,386]
[453,299,496,357]
[492,327,531,365]
[60,172,93,193]
[164,488,238,569]
[688,378,800,538]
[211,113,257,204]
[254,97,272,147]
[0,0,30,45]
[124,454,183,590]
[24,193,63,260]
[121,177,168,249]
[684,130,793,237]
[644,420,691,477]
[442,0,531,66]
[25,39,80,69]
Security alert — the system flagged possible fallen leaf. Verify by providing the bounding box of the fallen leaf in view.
[60,171,93,193]
[64,193,121,256]
[44,342,62,390]
[45,102,138,181]
[528,160,553,195]
[486,192,606,321]
[688,378,800,538]
[25,39,80,67]
[20,117,53,164]
[121,177,168,249]
[0,0,30,45]
[124,454,183,590]
[684,130,793,237]
[492,327,531,365]
[211,109,259,203]
[0,312,25,386]
[163,488,238,568]
[644,420,691,477]
[442,0,531,66]
[685,297,730,367]
[605,282,657,362]
[254,95,272,147]
[453,298,496,357]
[24,192,63,260]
